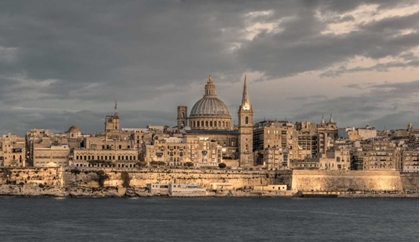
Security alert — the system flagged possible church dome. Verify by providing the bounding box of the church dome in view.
[67,125,80,133]
[190,97,230,117]
[188,75,232,130]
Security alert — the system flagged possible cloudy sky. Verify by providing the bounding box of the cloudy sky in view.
[0,0,418,135]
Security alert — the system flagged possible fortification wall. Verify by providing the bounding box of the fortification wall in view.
[63,168,284,189]
[291,170,403,192]
[0,167,63,186]
[400,172,419,191]
[0,168,415,195]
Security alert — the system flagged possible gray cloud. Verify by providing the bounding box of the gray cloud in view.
[292,80,419,128]
[0,0,417,134]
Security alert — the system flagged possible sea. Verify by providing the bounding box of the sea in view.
[0,197,417,242]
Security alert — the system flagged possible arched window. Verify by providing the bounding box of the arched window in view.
[201,121,204,127]
[181,112,185,118]
[206,121,208,127]
[336,157,341,162]
[245,116,249,124]
[181,121,185,127]
[218,121,221,127]
[210,121,213,127]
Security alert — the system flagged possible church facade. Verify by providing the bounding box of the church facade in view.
[177,75,252,167]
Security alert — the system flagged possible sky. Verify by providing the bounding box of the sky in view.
[0,0,418,135]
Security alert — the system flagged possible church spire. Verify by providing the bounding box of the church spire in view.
[329,114,334,123]
[241,75,249,105]
[321,115,325,124]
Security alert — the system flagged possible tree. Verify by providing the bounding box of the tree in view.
[96,170,110,187]
[136,161,147,167]
[184,162,194,167]
[71,169,81,185]
[121,171,131,188]
[218,163,226,169]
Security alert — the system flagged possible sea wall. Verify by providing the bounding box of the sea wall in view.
[63,168,284,189]
[0,167,63,187]
[291,170,404,192]
[400,172,419,191]
[0,168,417,197]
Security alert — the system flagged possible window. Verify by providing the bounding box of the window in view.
[245,116,249,124]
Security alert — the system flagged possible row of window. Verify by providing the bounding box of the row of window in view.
[75,155,137,161]
[190,120,231,128]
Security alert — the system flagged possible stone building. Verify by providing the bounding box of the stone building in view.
[72,119,139,168]
[253,120,297,166]
[25,129,52,166]
[0,133,26,167]
[352,139,401,171]
[33,144,70,167]
[401,149,419,172]
[176,75,253,167]
[105,101,120,132]
[317,115,338,156]
[296,121,318,160]
[144,136,222,167]
[338,125,377,141]
[26,127,84,167]
[259,147,290,169]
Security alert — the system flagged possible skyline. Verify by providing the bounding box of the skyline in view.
[0,0,418,135]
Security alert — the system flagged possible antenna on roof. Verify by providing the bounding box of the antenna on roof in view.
[114,101,117,116]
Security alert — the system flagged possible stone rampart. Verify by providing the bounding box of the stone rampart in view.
[291,170,403,192]
[400,172,419,191]
[63,168,281,189]
[0,167,63,187]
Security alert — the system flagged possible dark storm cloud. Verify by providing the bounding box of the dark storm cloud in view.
[292,80,419,128]
[0,0,417,134]
[236,10,418,79]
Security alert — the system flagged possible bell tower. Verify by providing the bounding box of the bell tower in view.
[238,75,254,167]
[177,106,188,129]
[105,101,120,132]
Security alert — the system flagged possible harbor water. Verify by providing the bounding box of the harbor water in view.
[0,197,417,241]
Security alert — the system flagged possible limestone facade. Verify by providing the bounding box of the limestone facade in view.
[0,133,26,167]
[144,136,222,167]
[401,149,419,172]
[352,140,401,171]
[33,145,70,167]
[72,130,139,168]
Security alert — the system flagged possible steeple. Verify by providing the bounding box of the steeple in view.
[329,114,334,123]
[238,74,253,167]
[241,75,249,105]
[204,74,216,97]
[240,75,251,111]
[321,115,326,124]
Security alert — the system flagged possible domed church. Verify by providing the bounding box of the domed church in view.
[176,75,254,167]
